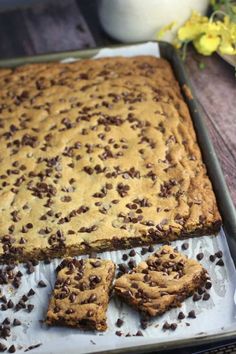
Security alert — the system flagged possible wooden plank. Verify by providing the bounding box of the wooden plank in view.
[22,0,95,54]
[186,48,236,205]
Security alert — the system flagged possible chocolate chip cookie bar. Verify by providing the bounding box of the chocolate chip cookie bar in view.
[114,245,208,316]
[0,56,221,261]
[46,258,115,331]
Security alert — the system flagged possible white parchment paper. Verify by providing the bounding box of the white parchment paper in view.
[1,42,236,353]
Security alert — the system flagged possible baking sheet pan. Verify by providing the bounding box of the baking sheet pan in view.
[0,42,236,354]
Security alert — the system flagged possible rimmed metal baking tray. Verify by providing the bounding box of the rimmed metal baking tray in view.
[0,41,235,353]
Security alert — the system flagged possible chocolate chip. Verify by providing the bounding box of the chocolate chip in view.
[128,259,136,269]
[188,310,196,318]
[87,310,94,317]
[0,296,7,304]
[8,345,16,353]
[178,311,185,320]
[27,304,34,313]
[181,242,189,250]
[7,300,14,309]
[1,304,7,311]
[193,293,201,302]
[141,248,148,255]
[122,254,128,261]
[209,255,216,262]
[162,321,170,330]
[88,294,97,303]
[129,249,136,257]
[198,287,205,295]
[196,252,204,261]
[116,318,124,327]
[202,293,210,301]
[205,281,212,290]
[215,250,223,258]
[115,331,122,337]
[38,280,47,288]
[216,259,224,266]
[170,323,177,330]
[136,330,143,336]
[13,318,21,326]
[27,288,35,296]
[148,245,154,252]
[140,319,148,329]
[2,318,10,325]
[118,263,129,273]
[0,343,7,352]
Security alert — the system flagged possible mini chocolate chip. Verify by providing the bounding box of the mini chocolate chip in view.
[7,300,14,309]
[170,323,177,330]
[88,294,97,303]
[129,249,136,257]
[87,310,94,317]
[148,245,154,252]
[140,319,148,329]
[65,308,74,314]
[209,255,216,262]
[90,260,101,268]
[181,242,189,250]
[141,248,148,255]
[8,345,16,353]
[128,259,136,269]
[205,281,212,290]
[38,280,47,288]
[196,253,204,261]
[116,318,124,327]
[193,293,201,302]
[122,254,128,261]
[136,330,143,336]
[13,318,21,326]
[162,321,170,330]
[178,311,185,320]
[202,293,210,301]
[27,304,34,313]
[0,343,7,352]
[215,250,223,258]
[28,288,35,296]
[115,331,122,337]
[2,318,10,325]
[188,310,196,318]
[216,259,224,266]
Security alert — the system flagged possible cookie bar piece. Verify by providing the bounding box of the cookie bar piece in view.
[114,245,208,316]
[46,258,115,331]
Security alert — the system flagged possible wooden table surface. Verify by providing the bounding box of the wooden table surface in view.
[0,0,235,208]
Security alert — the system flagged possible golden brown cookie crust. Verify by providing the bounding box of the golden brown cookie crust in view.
[0,56,221,262]
[114,245,208,316]
[46,258,115,331]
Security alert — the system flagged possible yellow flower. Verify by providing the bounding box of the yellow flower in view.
[193,34,221,55]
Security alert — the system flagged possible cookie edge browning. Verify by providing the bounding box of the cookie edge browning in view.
[114,248,208,317]
[45,258,116,331]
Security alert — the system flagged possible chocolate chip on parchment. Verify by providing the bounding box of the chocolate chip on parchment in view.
[215,250,223,258]
[162,321,170,330]
[178,311,185,320]
[193,293,201,302]
[209,255,216,262]
[148,245,154,253]
[202,293,210,301]
[2,318,10,325]
[0,296,7,304]
[136,330,143,336]
[181,242,189,250]
[188,310,196,318]
[115,331,122,337]
[205,281,212,290]
[27,289,35,297]
[1,304,7,311]
[216,259,224,266]
[196,253,204,261]
[27,304,34,313]
[13,318,21,326]
[38,280,47,288]
[8,345,16,353]
[128,259,136,269]
[141,248,148,255]
[7,300,14,309]
[170,323,177,330]
[0,343,7,352]
[140,319,148,329]
[129,249,136,257]
[116,318,124,327]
